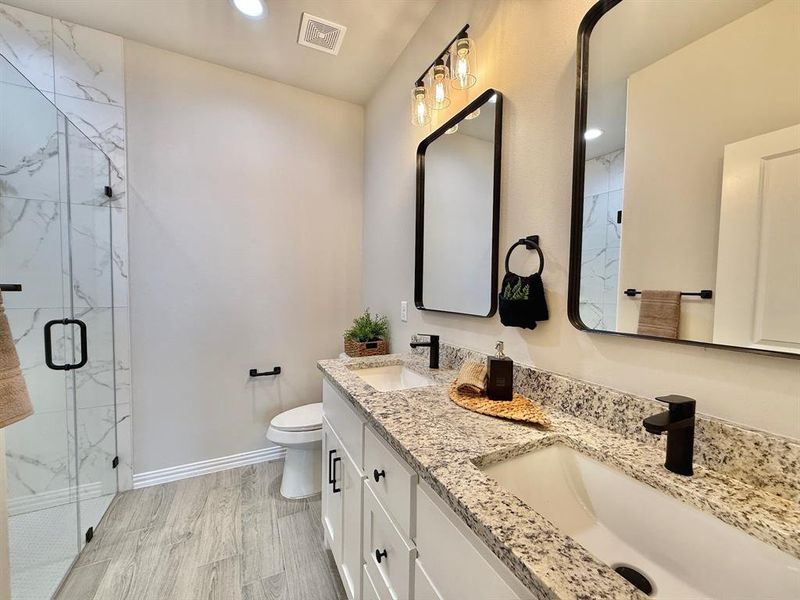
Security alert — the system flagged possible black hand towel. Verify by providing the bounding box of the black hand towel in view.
[499,272,549,330]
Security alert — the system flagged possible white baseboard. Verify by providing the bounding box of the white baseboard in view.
[132,446,286,489]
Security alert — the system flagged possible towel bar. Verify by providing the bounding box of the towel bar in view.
[624,289,712,299]
[249,367,281,377]
[0,284,22,292]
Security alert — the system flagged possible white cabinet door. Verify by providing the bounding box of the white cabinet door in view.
[416,481,533,600]
[340,448,364,600]
[322,419,344,565]
[323,414,364,600]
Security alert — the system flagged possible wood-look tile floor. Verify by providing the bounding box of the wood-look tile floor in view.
[55,461,347,600]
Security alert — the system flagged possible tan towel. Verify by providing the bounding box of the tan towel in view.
[456,361,487,396]
[0,293,33,428]
[637,290,681,339]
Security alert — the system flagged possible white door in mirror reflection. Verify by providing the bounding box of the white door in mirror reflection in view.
[714,124,800,353]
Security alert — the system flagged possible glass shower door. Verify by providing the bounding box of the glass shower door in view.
[63,119,118,548]
[1,52,118,598]
[1,58,80,599]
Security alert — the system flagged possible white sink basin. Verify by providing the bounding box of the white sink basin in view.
[352,364,435,392]
[480,444,800,599]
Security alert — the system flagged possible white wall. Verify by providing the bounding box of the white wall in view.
[125,42,363,473]
[423,131,494,314]
[617,0,800,341]
[362,0,800,439]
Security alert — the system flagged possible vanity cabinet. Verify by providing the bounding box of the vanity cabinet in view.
[322,379,530,600]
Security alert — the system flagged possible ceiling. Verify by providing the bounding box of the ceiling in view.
[7,0,437,104]
[585,0,772,158]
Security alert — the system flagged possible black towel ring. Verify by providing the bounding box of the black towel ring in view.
[504,235,544,276]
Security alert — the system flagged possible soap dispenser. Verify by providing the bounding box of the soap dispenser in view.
[487,341,513,401]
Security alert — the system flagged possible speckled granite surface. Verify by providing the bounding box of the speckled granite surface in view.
[318,349,800,600]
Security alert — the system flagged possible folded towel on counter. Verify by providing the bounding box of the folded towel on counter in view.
[0,293,33,428]
[636,290,681,339]
[499,272,549,330]
[455,361,487,396]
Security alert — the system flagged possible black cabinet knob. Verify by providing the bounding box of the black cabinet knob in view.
[373,468,386,482]
[375,549,388,564]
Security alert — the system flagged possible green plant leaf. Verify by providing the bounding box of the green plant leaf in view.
[344,309,390,342]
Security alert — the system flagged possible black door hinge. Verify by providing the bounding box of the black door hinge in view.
[112,456,119,469]
[85,527,94,543]
[616,210,623,224]
[104,185,113,198]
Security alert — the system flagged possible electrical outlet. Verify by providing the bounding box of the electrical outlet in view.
[400,301,408,322]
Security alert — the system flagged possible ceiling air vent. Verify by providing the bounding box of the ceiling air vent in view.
[297,12,347,55]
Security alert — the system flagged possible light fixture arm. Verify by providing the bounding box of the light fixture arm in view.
[414,24,469,85]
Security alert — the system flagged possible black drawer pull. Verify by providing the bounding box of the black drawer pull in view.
[332,457,342,493]
[375,549,387,564]
[373,469,386,482]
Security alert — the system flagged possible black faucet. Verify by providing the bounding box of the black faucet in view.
[410,334,439,369]
[643,395,696,476]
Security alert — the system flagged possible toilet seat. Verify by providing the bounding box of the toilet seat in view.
[270,402,322,432]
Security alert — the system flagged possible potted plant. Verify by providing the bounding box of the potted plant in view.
[344,309,390,357]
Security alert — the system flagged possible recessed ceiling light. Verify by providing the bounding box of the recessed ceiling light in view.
[584,128,604,141]
[231,0,266,19]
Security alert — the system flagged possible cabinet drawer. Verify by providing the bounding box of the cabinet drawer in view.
[414,560,444,600]
[362,564,389,600]
[364,426,417,539]
[363,483,415,600]
[323,379,365,466]
[416,481,533,600]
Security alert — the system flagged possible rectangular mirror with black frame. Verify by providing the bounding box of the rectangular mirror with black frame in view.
[568,0,800,358]
[415,89,503,317]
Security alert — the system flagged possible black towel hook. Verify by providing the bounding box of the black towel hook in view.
[504,235,544,276]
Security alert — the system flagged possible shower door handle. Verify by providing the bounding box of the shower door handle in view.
[44,319,88,371]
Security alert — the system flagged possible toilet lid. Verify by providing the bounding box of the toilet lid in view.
[270,403,323,432]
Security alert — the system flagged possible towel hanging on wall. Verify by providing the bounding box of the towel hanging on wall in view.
[636,290,681,339]
[0,292,33,428]
[499,236,549,330]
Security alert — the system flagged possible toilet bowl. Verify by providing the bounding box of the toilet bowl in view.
[266,403,323,499]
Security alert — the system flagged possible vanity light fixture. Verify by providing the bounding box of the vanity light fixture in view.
[231,0,266,19]
[584,128,604,140]
[445,124,459,135]
[465,108,481,120]
[409,24,474,127]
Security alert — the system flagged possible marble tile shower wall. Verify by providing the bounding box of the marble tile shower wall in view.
[0,3,132,511]
[580,149,623,330]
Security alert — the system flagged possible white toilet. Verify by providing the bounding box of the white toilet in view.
[266,403,323,499]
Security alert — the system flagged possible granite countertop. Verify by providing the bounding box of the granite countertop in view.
[317,353,800,600]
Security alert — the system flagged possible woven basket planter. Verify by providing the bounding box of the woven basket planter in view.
[344,338,388,358]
